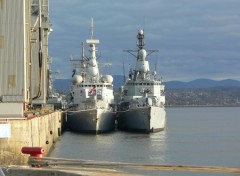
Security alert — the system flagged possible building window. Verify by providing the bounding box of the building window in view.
[0,36,3,48]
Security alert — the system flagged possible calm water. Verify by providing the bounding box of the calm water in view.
[50,107,240,175]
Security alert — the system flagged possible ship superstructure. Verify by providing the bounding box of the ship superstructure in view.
[67,19,115,134]
[116,29,166,133]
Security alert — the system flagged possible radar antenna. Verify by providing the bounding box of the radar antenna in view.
[123,29,158,58]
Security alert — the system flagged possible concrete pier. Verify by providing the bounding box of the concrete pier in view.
[0,111,63,165]
[1,160,240,176]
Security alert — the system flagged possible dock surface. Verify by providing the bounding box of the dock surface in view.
[1,157,240,176]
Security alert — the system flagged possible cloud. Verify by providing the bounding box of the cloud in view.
[49,0,240,81]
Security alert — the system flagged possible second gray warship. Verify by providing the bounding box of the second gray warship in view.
[116,29,166,133]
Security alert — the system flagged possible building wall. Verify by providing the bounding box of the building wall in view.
[0,0,26,101]
[0,0,51,117]
[0,0,32,117]
[0,0,60,167]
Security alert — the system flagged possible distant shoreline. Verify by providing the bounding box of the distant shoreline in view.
[166,105,240,108]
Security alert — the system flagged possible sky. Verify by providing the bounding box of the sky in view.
[49,0,240,81]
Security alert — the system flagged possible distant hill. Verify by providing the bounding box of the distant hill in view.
[53,79,71,90]
[53,77,240,90]
[165,79,240,89]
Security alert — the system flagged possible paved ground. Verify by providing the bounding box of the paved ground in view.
[2,157,240,176]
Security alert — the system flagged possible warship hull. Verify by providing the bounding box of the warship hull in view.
[67,109,116,134]
[117,106,166,133]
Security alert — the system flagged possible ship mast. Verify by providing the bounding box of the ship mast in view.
[91,18,94,39]
[123,29,158,58]
[137,29,144,50]
[86,18,100,82]
[81,41,86,82]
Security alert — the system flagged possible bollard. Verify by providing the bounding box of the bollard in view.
[21,147,45,158]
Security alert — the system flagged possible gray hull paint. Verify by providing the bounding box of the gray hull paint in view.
[67,109,116,134]
[117,106,166,133]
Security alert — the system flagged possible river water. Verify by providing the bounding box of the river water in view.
[50,107,240,175]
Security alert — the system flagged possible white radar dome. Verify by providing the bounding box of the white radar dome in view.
[101,75,113,83]
[139,29,144,35]
[72,75,83,85]
[139,49,147,61]
[88,66,98,77]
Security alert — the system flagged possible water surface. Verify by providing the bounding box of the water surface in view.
[50,107,240,175]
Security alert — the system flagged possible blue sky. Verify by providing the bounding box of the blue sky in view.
[49,0,240,81]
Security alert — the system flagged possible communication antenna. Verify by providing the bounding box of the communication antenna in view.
[81,41,85,60]
[91,17,94,39]
[143,16,146,34]
[86,18,99,44]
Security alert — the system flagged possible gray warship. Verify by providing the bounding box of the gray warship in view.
[67,19,115,134]
[116,29,166,133]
